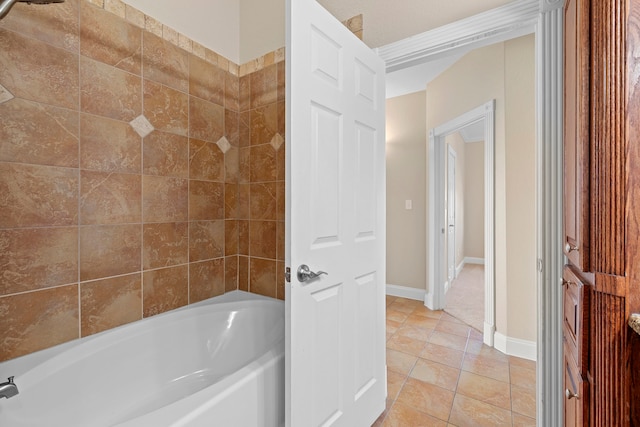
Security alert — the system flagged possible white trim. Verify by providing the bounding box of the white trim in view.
[464,257,485,265]
[385,284,426,302]
[455,260,465,276]
[494,332,537,361]
[424,290,435,309]
[428,101,495,350]
[444,280,451,295]
[375,0,539,72]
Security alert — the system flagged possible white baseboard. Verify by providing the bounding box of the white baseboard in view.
[424,291,435,309]
[455,261,465,277]
[444,280,450,294]
[494,332,537,361]
[386,284,426,302]
[464,257,485,265]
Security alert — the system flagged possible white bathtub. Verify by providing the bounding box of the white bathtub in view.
[0,291,285,427]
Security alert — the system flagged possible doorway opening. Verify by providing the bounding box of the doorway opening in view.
[427,100,495,346]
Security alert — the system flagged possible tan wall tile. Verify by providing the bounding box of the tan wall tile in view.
[80,170,141,224]
[0,285,79,362]
[225,219,238,256]
[225,109,239,146]
[276,261,285,300]
[80,113,141,173]
[238,220,249,255]
[125,4,145,28]
[225,72,239,111]
[225,146,239,184]
[189,54,225,106]
[0,162,78,228]
[225,183,238,219]
[80,1,142,75]
[189,180,224,220]
[0,98,79,168]
[143,222,188,269]
[0,0,79,53]
[249,144,277,182]
[144,14,162,37]
[144,79,189,136]
[239,75,250,112]
[277,61,285,102]
[225,255,238,292]
[143,32,188,92]
[249,257,276,298]
[143,131,189,178]
[250,182,277,220]
[143,265,188,316]
[189,220,224,262]
[239,146,251,184]
[0,28,79,110]
[189,96,225,143]
[238,183,250,220]
[189,258,225,303]
[249,220,277,259]
[238,255,249,291]
[189,139,224,182]
[277,221,284,261]
[276,181,285,221]
[239,111,251,148]
[80,56,141,122]
[142,175,188,222]
[103,0,125,18]
[250,103,278,146]
[80,224,141,281]
[80,273,142,336]
[0,227,78,296]
[250,64,277,109]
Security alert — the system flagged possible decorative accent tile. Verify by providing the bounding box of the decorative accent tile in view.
[104,0,125,18]
[217,136,231,154]
[163,25,179,45]
[125,5,145,28]
[144,15,162,37]
[178,33,193,53]
[270,133,284,151]
[275,47,286,63]
[130,114,154,137]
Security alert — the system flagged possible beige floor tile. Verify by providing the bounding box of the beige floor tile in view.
[392,297,423,307]
[387,369,407,401]
[382,402,448,427]
[509,355,536,370]
[405,314,440,330]
[411,305,444,320]
[396,378,455,422]
[420,343,465,369]
[465,339,510,361]
[409,358,460,391]
[387,334,428,356]
[462,353,511,383]
[386,319,402,334]
[387,309,409,323]
[511,385,536,418]
[469,329,483,340]
[428,331,469,351]
[441,312,466,325]
[386,295,397,306]
[387,348,418,376]
[456,371,511,410]
[435,320,472,338]
[388,301,418,314]
[512,413,537,426]
[395,324,433,341]
[449,394,512,427]
[510,364,536,391]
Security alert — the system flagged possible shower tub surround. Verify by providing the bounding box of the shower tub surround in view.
[0,292,285,426]
[0,0,286,363]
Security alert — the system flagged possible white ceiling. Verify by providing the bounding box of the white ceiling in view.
[318,0,516,98]
[317,0,513,48]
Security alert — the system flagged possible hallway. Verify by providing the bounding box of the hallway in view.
[374,296,536,426]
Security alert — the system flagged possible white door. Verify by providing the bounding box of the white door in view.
[285,0,386,426]
[447,146,456,284]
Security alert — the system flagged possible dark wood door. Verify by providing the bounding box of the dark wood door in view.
[563,0,590,271]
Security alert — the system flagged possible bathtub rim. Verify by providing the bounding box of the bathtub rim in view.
[0,291,282,378]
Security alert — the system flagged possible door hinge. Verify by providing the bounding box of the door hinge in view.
[285,267,291,283]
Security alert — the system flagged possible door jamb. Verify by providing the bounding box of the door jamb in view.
[427,101,495,347]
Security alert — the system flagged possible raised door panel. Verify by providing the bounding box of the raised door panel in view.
[562,266,590,375]
[564,347,588,427]
[563,0,590,271]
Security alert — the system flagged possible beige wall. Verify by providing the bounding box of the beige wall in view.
[122,0,241,63]
[386,91,427,289]
[239,0,285,63]
[504,35,536,341]
[425,34,536,342]
[464,141,485,259]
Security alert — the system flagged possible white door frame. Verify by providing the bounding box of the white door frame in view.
[428,102,495,346]
[446,144,457,288]
[375,1,564,424]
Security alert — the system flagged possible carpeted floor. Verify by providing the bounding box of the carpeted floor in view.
[444,264,484,332]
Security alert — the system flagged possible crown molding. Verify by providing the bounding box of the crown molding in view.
[375,0,539,72]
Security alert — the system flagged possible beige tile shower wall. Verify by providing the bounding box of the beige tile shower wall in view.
[0,0,243,362]
[238,52,286,301]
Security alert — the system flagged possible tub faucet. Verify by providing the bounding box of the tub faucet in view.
[0,376,18,399]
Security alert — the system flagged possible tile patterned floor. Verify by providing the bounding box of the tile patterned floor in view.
[373,296,536,427]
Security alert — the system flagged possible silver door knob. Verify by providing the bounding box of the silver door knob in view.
[565,388,579,400]
[297,264,327,282]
